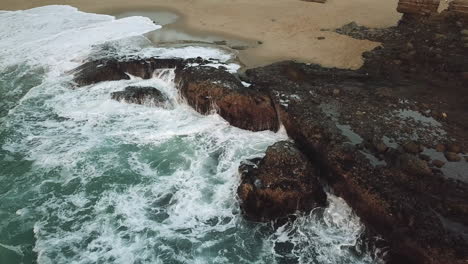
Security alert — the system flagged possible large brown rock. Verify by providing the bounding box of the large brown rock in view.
[237,141,327,221]
[449,0,468,18]
[397,0,440,16]
[175,66,279,132]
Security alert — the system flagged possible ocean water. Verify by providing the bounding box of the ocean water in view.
[0,5,380,264]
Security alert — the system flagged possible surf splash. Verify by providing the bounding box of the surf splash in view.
[0,5,380,264]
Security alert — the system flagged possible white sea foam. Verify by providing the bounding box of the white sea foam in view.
[0,5,378,264]
[0,5,159,74]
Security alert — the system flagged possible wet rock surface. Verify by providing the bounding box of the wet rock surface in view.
[244,59,468,264]
[111,86,169,107]
[237,141,327,221]
[175,66,278,132]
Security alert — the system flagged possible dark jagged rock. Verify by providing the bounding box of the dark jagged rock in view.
[72,58,186,86]
[175,66,279,132]
[111,86,169,107]
[237,141,327,221]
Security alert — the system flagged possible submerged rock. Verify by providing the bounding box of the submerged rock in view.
[175,66,278,132]
[237,141,326,221]
[111,86,169,107]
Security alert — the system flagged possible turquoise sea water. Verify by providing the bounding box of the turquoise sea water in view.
[0,6,379,264]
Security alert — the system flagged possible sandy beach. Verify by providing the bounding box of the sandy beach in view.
[0,0,402,69]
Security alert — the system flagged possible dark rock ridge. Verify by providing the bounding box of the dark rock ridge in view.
[174,66,279,132]
[237,141,327,221]
[73,58,278,132]
[245,60,468,264]
[111,86,169,107]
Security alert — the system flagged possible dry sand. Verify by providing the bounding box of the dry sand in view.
[0,0,402,69]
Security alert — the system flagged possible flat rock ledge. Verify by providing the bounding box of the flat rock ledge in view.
[237,141,327,222]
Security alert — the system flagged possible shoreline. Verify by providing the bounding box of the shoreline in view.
[0,0,402,69]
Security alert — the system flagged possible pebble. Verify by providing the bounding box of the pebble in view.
[432,159,445,168]
[447,143,462,154]
[375,142,389,153]
[419,154,430,161]
[445,152,461,162]
[399,154,432,176]
[435,143,446,152]
[403,141,422,154]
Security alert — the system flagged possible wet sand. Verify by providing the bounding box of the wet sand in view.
[0,0,402,69]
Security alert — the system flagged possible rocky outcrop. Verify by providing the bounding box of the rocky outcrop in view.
[72,58,185,86]
[245,60,468,264]
[111,86,169,107]
[175,66,279,132]
[237,141,327,221]
[397,0,440,16]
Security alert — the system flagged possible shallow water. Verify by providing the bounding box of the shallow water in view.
[0,5,380,264]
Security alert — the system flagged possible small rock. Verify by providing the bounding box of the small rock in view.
[399,154,432,176]
[435,144,446,152]
[317,36,326,40]
[406,42,414,49]
[375,142,389,153]
[302,0,327,3]
[230,45,248,50]
[445,152,462,162]
[432,159,445,168]
[257,41,263,45]
[403,141,422,154]
[214,40,227,45]
[447,143,462,154]
[419,154,430,161]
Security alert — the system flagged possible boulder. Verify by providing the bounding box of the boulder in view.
[175,66,279,132]
[111,86,169,107]
[237,141,327,221]
[449,0,468,18]
[397,0,440,16]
